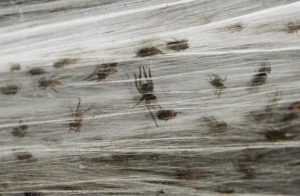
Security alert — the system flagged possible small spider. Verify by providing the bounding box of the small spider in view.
[28,67,46,76]
[156,110,177,121]
[53,58,76,68]
[166,39,189,51]
[202,116,227,132]
[69,98,92,132]
[175,168,200,181]
[248,62,271,89]
[156,190,165,196]
[286,22,300,35]
[15,152,33,161]
[288,101,300,112]
[136,47,163,57]
[216,186,235,194]
[134,66,162,127]
[38,74,61,93]
[10,63,21,72]
[208,74,227,97]
[264,129,296,141]
[84,63,118,82]
[24,192,42,196]
[1,84,19,95]
[12,121,28,137]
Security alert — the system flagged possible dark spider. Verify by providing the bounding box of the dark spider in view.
[1,84,19,95]
[248,62,271,88]
[156,190,165,196]
[208,74,226,97]
[12,121,28,137]
[264,129,296,141]
[84,63,118,82]
[28,67,46,76]
[175,168,200,181]
[134,66,162,127]
[166,39,189,51]
[156,110,177,121]
[288,101,300,112]
[15,152,33,161]
[216,186,235,194]
[53,58,76,68]
[24,192,42,196]
[10,64,21,72]
[136,47,163,57]
[38,74,61,93]
[69,98,92,132]
[202,116,227,132]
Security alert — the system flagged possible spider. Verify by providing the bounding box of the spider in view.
[10,63,21,72]
[156,109,177,121]
[84,63,118,82]
[134,66,162,127]
[1,84,19,95]
[248,62,271,90]
[166,39,189,51]
[38,74,61,93]
[202,116,227,132]
[53,58,76,68]
[208,74,227,97]
[136,47,163,57]
[28,67,46,76]
[12,121,28,137]
[69,98,92,132]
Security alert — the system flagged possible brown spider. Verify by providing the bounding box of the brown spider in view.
[10,64,21,72]
[202,116,227,132]
[28,67,47,76]
[248,62,271,89]
[84,63,118,82]
[12,121,28,137]
[156,110,177,121]
[264,129,296,141]
[216,186,235,194]
[38,74,61,93]
[1,84,19,95]
[166,39,189,51]
[136,47,163,57]
[134,66,162,127]
[69,98,92,132]
[208,74,226,97]
[53,58,76,68]
[288,101,300,112]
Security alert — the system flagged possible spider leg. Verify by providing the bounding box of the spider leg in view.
[134,74,139,91]
[133,96,146,108]
[208,74,213,81]
[83,105,93,113]
[148,68,154,87]
[139,66,142,80]
[69,127,75,132]
[138,66,143,87]
[69,106,75,117]
[51,86,59,93]
[143,66,148,79]
[76,98,81,113]
[84,70,97,81]
[50,73,59,79]
[216,89,222,98]
[146,105,159,128]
